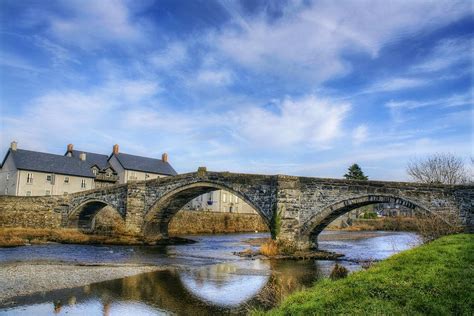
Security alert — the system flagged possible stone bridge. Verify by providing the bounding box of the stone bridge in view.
[9,169,474,249]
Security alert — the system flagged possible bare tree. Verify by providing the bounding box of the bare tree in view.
[407,153,469,185]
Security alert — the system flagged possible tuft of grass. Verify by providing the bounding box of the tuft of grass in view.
[329,263,348,280]
[260,240,279,256]
[258,234,474,315]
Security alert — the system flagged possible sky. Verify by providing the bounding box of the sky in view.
[0,0,472,180]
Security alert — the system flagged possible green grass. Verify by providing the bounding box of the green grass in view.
[258,234,474,315]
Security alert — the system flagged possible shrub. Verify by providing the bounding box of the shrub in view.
[330,263,348,280]
[414,212,463,243]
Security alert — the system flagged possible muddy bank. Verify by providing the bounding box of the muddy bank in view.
[0,262,165,306]
[0,228,196,248]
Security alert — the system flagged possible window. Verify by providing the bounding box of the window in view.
[63,192,68,195]
[222,193,227,202]
[45,190,51,196]
[64,176,69,184]
[4,188,8,194]
[27,173,33,184]
[46,174,52,182]
[145,173,150,179]
[234,195,238,203]
[81,179,86,188]
[129,171,137,180]
[6,173,9,180]
[208,192,213,201]
[26,191,31,196]
[92,169,97,175]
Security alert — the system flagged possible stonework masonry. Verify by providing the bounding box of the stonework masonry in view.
[0,170,472,249]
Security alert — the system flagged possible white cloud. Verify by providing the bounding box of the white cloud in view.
[0,51,45,72]
[212,0,470,82]
[47,0,143,49]
[412,37,472,73]
[149,42,189,69]
[386,93,472,110]
[353,125,368,145]
[33,36,80,66]
[194,69,234,87]
[231,95,351,149]
[366,77,428,93]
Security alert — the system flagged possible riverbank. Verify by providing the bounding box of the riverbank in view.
[258,234,473,315]
[327,217,418,231]
[0,262,165,306]
[0,227,195,247]
[169,210,268,235]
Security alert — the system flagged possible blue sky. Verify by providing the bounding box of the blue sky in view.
[0,0,472,180]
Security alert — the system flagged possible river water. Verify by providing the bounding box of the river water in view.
[0,231,419,315]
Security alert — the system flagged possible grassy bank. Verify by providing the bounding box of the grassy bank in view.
[258,234,473,315]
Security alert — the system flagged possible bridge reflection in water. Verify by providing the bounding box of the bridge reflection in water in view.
[3,260,324,315]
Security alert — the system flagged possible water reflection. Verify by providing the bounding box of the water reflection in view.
[179,260,270,306]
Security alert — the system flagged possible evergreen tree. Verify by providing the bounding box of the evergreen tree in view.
[344,164,368,180]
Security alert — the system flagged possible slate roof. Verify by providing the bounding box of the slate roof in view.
[111,153,178,176]
[3,149,95,178]
[69,150,112,170]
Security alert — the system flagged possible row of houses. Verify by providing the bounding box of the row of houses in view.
[0,141,255,214]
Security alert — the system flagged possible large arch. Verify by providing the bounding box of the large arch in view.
[68,199,124,232]
[300,194,435,248]
[143,181,271,238]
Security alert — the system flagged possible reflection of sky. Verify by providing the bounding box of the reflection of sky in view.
[319,232,420,261]
[179,260,270,307]
[0,301,168,316]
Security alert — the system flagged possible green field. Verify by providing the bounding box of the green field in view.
[259,234,474,315]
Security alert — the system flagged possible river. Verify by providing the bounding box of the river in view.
[0,231,419,315]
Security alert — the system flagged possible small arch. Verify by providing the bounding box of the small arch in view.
[143,181,270,238]
[301,194,435,247]
[68,199,124,232]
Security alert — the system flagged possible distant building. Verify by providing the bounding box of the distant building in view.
[0,141,175,196]
[107,144,177,183]
[0,141,95,196]
[184,190,257,214]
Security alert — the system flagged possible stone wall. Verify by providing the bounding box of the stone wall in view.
[168,210,268,235]
[0,196,62,229]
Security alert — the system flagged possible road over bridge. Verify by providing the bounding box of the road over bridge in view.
[5,169,474,249]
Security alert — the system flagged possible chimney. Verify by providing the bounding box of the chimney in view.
[79,152,86,161]
[162,153,168,163]
[112,144,119,155]
[66,144,74,157]
[10,141,17,151]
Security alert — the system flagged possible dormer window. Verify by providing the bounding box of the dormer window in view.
[92,168,98,175]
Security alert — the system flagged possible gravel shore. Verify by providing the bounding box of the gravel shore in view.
[0,262,164,305]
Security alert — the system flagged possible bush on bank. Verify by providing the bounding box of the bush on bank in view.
[257,234,474,315]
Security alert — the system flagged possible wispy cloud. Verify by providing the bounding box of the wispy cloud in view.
[412,37,472,73]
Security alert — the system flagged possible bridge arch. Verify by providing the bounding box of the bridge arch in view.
[300,194,434,248]
[143,181,271,238]
[68,199,124,232]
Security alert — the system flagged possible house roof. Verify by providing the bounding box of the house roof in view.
[69,150,112,171]
[111,152,178,176]
[3,149,95,178]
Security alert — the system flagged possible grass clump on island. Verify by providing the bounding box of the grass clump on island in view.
[256,234,474,315]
